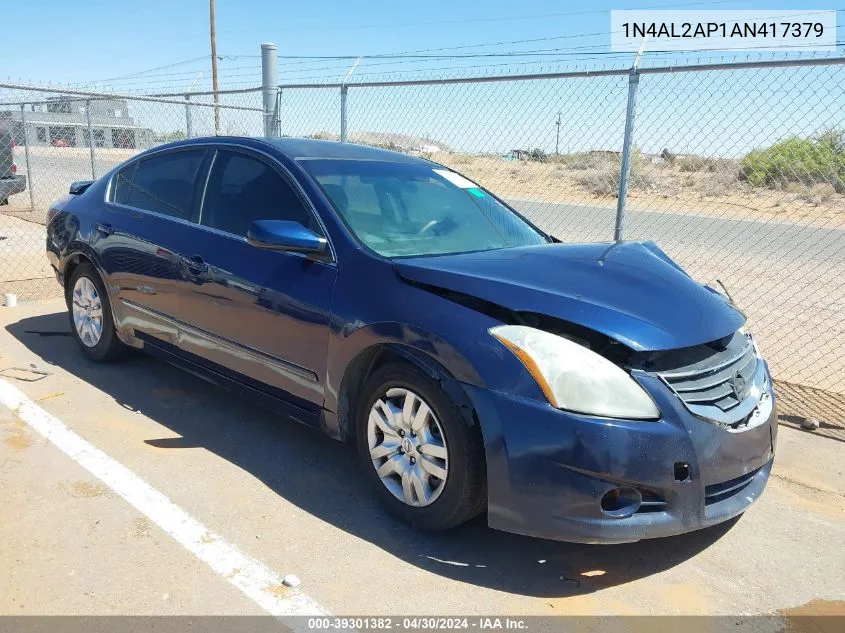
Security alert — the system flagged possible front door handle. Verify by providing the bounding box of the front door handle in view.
[94,222,114,236]
[180,254,209,274]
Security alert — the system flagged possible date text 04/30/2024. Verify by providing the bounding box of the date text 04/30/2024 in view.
[306,617,529,630]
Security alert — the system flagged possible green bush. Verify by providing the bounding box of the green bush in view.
[739,132,845,193]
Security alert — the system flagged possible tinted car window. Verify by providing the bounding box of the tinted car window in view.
[201,150,316,237]
[302,159,547,257]
[126,150,205,220]
[111,161,137,205]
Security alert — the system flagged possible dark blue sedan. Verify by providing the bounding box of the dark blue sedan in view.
[45,137,776,543]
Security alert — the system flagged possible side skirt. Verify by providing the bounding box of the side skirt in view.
[139,335,323,431]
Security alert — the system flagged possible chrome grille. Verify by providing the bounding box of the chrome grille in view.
[645,333,770,427]
[661,343,758,414]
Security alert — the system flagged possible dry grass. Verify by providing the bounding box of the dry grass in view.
[433,153,845,226]
[799,182,837,206]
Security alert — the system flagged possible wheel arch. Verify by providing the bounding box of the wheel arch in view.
[63,252,94,294]
[335,342,481,443]
[61,247,107,296]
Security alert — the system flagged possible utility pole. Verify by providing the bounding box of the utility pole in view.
[209,0,220,135]
[555,111,561,156]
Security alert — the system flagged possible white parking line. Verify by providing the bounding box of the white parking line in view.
[0,378,329,617]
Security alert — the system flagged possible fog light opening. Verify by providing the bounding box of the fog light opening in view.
[600,487,642,518]
[674,462,691,482]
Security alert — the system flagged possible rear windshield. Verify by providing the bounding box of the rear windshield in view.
[299,158,547,257]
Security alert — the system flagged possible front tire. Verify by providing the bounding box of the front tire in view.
[357,361,486,531]
[66,263,126,362]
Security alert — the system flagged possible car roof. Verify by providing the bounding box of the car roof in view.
[153,136,431,165]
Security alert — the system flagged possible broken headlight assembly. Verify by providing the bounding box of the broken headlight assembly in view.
[490,325,661,420]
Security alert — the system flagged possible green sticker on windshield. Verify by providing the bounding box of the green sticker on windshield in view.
[467,188,486,198]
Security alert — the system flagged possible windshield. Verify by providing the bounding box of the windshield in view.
[300,159,548,257]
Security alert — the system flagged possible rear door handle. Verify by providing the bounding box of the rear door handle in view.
[180,254,208,274]
[94,222,114,236]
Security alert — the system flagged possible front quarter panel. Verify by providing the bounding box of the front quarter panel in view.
[324,250,548,418]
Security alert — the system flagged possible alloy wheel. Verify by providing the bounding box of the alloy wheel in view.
[71,276,104,348]
[367,387,449,507]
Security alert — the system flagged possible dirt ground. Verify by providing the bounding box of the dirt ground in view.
[435,154,845,229]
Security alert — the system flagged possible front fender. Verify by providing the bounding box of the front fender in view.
[322,252,550,440]
[324,321,486,415]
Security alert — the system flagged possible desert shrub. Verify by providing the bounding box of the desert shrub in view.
[678,156,720,172]
[576,169,619,196]
[799,182,837,205]
[739,133,845,192]
[557,151,619,171]
[527,148,547,162]
[575,162,654,197]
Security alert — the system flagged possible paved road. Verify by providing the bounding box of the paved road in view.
[1,300,843,620]
[3,151,844,391]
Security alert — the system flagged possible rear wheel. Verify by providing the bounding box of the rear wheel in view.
[66,263,125,362]
[357,361,486,531]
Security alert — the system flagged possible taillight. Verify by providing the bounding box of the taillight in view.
[11,163,16,174]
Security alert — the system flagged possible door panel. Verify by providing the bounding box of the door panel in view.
[100,207,198,344]
[177,234,336,411]
[98,148,207,342]
[175,148,337,413]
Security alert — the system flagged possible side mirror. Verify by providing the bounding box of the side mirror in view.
[247,220,327,254]
[69,180,94,195]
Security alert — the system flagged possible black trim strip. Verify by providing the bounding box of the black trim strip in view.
[121,297,318,384]
[137,332,320,420]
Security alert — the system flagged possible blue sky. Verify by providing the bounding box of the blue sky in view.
[5,1,839,89]
[3,1,843,156]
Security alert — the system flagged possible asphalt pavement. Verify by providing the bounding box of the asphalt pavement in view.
[0,300,843,620]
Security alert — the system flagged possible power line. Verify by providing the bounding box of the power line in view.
[83,56,210,84]
[67,4,843,88]
[218,0,742,35]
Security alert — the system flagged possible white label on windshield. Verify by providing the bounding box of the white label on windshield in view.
[432,168,478,189]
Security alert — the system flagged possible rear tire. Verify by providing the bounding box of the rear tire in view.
[356,361,486,531]
[66,263,126,362]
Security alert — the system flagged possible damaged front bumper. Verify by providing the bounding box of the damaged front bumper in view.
[466,364,777,544]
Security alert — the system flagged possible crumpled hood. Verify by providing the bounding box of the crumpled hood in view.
[394,241,745,352]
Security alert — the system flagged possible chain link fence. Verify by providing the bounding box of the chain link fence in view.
[277,57,845,431]
[1,56,844,432]
[0,84,263,300]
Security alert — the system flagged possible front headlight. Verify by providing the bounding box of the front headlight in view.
[490,325,660,420]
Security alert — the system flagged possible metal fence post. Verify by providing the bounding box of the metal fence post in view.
[19,104,35,212]
[261,42,278,137]
[185,94,192,138]
[340,85,348,142]
[274,87,282,136]
[614,67,640,242]
[85,99,96,179]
